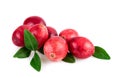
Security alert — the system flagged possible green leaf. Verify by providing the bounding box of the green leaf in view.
[24,30,38,51]
[93,46,111,60]
[30,52,41,71]
[14,47,31,58]
[62,53,75,63]
[38,46,44,54]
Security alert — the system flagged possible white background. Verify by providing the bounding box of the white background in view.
[0,0,120,78]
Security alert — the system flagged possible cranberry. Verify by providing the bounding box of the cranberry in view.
[23,16,46,26]
[44,36,68,61]
[12,25,31,46]
[69,37,95,59]
[47,26,58,38]
[30,24,48,49]
[59,29,79,43]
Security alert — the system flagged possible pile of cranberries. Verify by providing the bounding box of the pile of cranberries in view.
[13,16,112,72]
[12,16,95,61]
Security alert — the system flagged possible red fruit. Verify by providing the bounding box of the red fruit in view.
[44,36,68,61]
[47,26,58,37]
[23,16,46,26]
[12,25,31,46]
[69,37,95,59]
[59,29,79,42]
[30,24,48,49]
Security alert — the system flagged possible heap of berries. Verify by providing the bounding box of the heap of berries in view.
[12,16,110,71]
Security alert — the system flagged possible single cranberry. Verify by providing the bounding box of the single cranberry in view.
[59,29,79,43]
[30,24,48,49]
[12,25,31,46]
[47,26,58,38]
[44,36,68,61]
[23,16,46,26]
[69,37,95,59]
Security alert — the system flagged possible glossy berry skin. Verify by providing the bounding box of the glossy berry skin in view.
[59,29,79,43]
[69,37,95,59]
[23,16,46,26]
[30,24,48,49]
[44,36,68,61]
[47,26,58,38]
[12,25,31,46]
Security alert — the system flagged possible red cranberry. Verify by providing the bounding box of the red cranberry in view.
[69,37,95,59]
[30,24,48,49]
[47,26,58,37]
[23,16,46,26]
[44,36,68,61]
[59,29,79,43]
[12,25,31,46]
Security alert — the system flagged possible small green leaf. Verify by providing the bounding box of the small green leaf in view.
[30,52,41,71]
[93,46,111,60]
[63,53,75,63]
[38,46,44,54]
[14,47,31,58]
[24,30,38,50]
